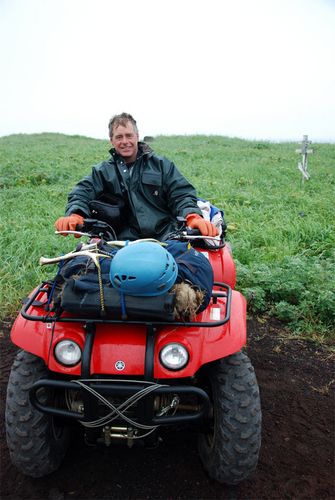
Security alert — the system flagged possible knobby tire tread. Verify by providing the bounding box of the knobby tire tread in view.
[5,350,69,478]
[198,351,262,484]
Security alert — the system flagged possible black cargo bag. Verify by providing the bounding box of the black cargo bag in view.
[60,278,175,321]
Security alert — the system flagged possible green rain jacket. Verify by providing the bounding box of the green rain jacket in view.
[65,143,202,239]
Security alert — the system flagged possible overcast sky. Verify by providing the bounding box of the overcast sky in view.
[1,0,334,142]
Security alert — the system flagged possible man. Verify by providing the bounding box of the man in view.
[55,113,218,240]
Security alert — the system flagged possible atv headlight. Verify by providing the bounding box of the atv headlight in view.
[54,340,81,366]
[160,343,189,371]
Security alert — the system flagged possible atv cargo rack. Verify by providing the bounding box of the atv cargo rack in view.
[21,281,232,328]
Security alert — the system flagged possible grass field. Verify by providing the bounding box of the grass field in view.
[0,133,334,341]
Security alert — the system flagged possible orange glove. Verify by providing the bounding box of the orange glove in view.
[55,214,84,237]
[186,213,219,237]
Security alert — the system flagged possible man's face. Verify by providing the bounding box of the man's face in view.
[110,121,139,163]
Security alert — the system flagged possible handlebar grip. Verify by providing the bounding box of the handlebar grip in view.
[186,228,201,236]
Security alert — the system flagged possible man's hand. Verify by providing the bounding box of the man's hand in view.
[186,213,219,237]
[55,214,84,237]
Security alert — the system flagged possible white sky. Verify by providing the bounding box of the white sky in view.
[0,0,334,142]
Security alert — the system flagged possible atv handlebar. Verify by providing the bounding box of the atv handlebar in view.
[55,218,221,244]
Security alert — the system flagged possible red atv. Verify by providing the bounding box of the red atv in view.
[5,219,261,484]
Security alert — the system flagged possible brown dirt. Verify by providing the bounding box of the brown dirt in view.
[0,318,334,500]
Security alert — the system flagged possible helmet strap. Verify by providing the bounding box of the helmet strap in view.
[119,291,127,320]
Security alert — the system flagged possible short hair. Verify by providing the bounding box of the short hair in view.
[108,113,138,138]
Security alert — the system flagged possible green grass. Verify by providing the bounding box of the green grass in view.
[1,133,334,341]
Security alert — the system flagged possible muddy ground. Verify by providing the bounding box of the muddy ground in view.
[0,318,334,500]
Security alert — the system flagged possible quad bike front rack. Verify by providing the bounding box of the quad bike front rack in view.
[21,281,232,328]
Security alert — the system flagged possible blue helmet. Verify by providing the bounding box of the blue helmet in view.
[109,242,178,296]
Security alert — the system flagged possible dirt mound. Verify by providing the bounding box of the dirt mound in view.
[0,318,334,499]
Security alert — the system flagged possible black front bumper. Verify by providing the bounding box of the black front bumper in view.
[30,378,210,426]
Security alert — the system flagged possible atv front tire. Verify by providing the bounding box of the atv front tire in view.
[198,351,261,484]
[5,350,70,477]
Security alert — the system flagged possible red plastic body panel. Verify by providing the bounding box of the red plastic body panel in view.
[198,246,236,289]
[153,290,246,378]
[91,324,147,375]
[10,244,244,379]
[10,288,53,362]
[10,312,53,362]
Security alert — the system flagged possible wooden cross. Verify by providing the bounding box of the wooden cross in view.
[296,135,313,181]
